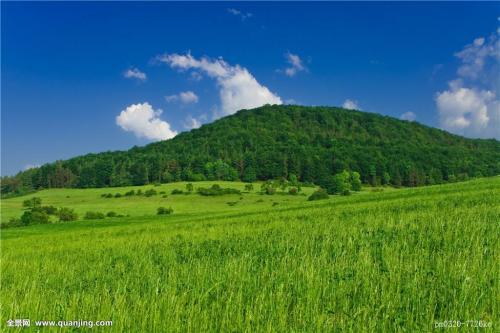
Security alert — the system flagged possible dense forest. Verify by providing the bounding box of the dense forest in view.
[2,105,500,196]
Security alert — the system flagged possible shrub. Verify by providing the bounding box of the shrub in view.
[6,218,22,228]
[157,207,173,215]
[265,186,276,195]
[144,189,157,197]
[106,211,117,217]
[124,190,135,196]
[23,197,42,209]
[308,189,329,201]
[272,202,279,206]
[186,183,194,193]
[136,189,143,196]
[244,184,254,192]
[114,193,123,198]
[58,207,78,221]
[40,205,58,215]
[226,201,237,206]
[162,194,168,198]
[288,187,298,195]
[197,185,241,196]
[21,210,49,225]
[85,211,105,220]
[104,193,113,198]
[171,189,183,195]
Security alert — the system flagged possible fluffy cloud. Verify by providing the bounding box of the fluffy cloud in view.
[400,111,416,121]
[227,8,252,20]
[435,31,500,139]
[342,99,361,110]
[123,68,147,81]
[284,53,306,77]
[116,102,177,141]
[436,84,497,135]
[158,53,282,116]
[184,115,202,130]
[165,91,199,104]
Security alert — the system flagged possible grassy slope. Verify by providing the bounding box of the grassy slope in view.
[1,178,499,332]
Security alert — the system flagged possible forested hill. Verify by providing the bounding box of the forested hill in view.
[2,105,500,196]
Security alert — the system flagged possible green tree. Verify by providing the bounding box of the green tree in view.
[350,171,362,191]
[333,170,352,195]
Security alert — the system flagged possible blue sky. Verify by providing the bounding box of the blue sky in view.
[2,2,499,175]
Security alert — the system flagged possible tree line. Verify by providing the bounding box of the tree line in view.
[2,105,499,196]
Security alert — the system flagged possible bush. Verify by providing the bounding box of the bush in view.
[85,211,105,220]
[197,185,241,196]
[244,184,254,192]
[106,211,117,217]
[136,189,143,196]
[171,189,184,195]
[226,201,237,206]
[265,186,276,195]
[58,207,78,221]
[40,205,58,215]
[162,194,168,198]
[288,187,298,195]
[23,197,42,209]
[103,193,113,198]
[308,189,329,201]
[186,183,194,193]
[124,190,135,196]
[144,189,157,197]
[21,210,49,225]
[157,207,173,215]
[114,193,123,198]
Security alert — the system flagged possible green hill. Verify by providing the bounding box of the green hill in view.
[2,105,499,196]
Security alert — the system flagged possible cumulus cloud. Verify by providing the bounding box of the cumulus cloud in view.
[158,53,282,116]
[435,31,500,139]
[123,67,147,81]
[184,115,202,130]
[165,91,199,104]
[400,111,416,121]
[227,8,252,20]
[283,53,306,77]
[342,99,361,110]
[116,102,177,141]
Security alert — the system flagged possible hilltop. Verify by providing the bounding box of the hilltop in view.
[2,105,499,196]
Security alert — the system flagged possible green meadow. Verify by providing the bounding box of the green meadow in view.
[1,178,499,332]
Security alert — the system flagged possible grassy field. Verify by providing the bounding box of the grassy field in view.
[1,178,499,332]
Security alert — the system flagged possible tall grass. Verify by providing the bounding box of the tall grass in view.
[1,178,499,332]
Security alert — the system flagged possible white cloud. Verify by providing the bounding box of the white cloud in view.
[400,111,416,121]
[342,99,361,110]
[158,53,282,117]
[184,115,202,130]
[227,8,252,20]
[435,30,500,139]
[165,91,199,104]
[116,102,177,141]
[24,164,40,171]
[123,68,147,81]
[283,53,306,77]
[436,85,496,135]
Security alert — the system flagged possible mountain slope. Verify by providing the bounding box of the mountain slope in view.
[3,105,499,195]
